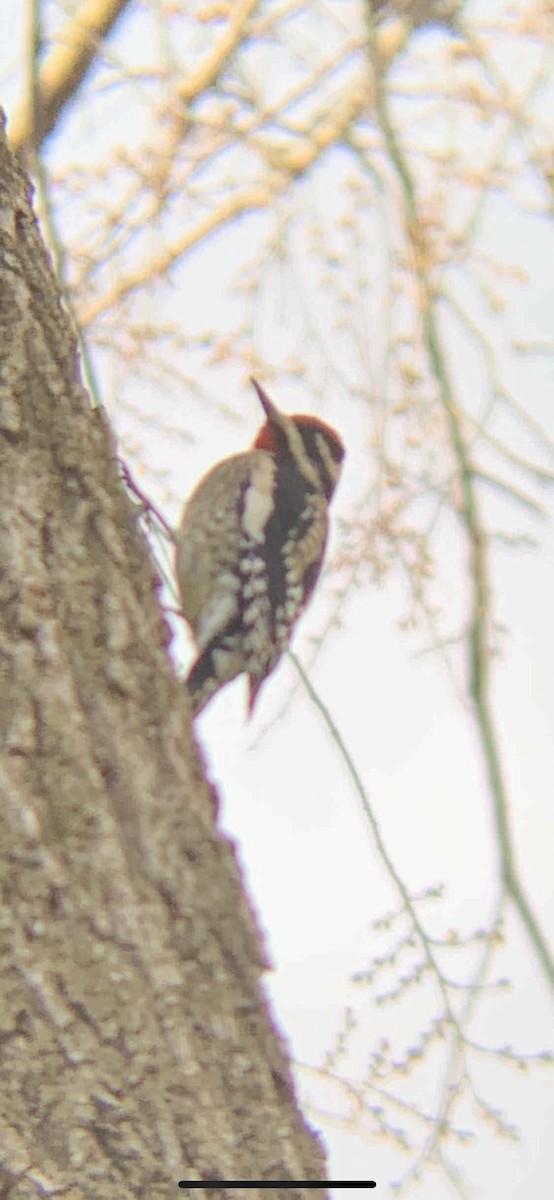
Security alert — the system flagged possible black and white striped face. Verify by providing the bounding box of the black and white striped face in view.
[286,415,344,499]
[251,379,345,499]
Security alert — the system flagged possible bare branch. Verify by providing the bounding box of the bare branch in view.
[9,0,131,152]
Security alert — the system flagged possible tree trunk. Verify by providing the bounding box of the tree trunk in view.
[0,114,327,1199]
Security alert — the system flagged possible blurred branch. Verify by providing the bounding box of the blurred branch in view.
[463,28,554,214]
[144,0,261,206]
[80,184,271,325]
[180,0,260,105]
[290,650,468,1031]
[9,0,131,153]
[291,645,515,1193]
[443,291,554,466]
[76,12,410,324]
[79,70,376,323]
[365,4,554,994]
[474,469,547,519]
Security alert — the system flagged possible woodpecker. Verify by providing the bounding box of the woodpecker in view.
[175,378,344,717]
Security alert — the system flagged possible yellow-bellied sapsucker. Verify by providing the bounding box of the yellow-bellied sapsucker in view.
[176,379,344,716]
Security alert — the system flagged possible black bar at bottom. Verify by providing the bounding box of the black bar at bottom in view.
[178,1183,376,1190]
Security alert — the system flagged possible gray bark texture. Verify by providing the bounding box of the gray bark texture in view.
[0,114,328,1200]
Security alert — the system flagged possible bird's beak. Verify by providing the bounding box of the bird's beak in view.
[250,377,279,424]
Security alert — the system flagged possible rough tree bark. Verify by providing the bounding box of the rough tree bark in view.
[0,114,328,1199]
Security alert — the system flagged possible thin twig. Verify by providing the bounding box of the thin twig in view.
[364,2,554,992]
